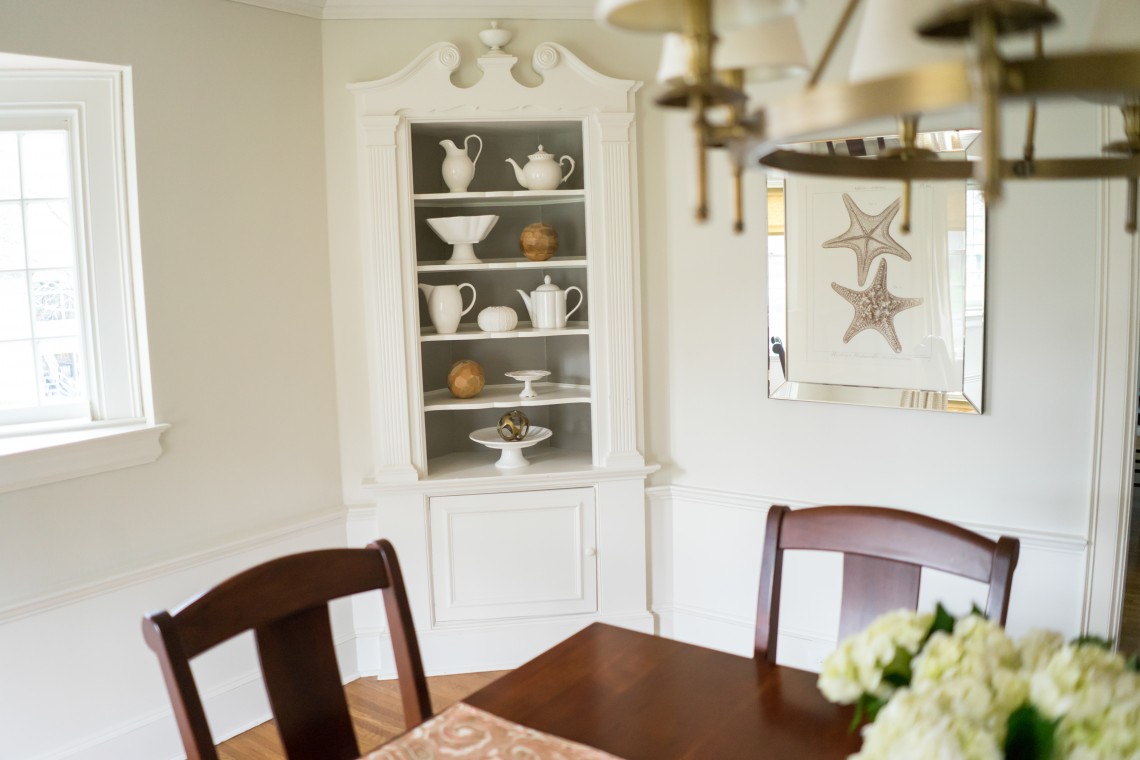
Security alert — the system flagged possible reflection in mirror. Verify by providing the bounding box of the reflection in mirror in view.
[767,130,984,413]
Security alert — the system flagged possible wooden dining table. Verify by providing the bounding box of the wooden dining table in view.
[370,622,863,759]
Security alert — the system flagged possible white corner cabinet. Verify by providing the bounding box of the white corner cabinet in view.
[348,39,656,672]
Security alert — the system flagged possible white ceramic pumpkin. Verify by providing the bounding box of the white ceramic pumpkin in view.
[477,305,518,332]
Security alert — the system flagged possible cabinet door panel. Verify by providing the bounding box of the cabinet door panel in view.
[429,488,597,623]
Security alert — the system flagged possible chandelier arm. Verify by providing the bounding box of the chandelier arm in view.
[974,7,1004,202]
[759,150,974,180]
[758,61,975,150]
[1128,178,1138,235]
[807,0,862,90]
[1008,155,1140,179]
[759,150,1140,181]
[1022,0,1047,163]
[1004,51,1140,100]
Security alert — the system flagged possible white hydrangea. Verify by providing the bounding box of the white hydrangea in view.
[852,683,1003,760]
[818,609,933,704]
[1032,642,1140,759]
[820,608,1140,760]
[912,615,1019,688]
[1016,629,1065,673]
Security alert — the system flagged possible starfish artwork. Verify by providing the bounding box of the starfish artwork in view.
[822,193,911,286]
[831,260,923,353]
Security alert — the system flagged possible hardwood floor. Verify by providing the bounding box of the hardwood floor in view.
[1119,501,1140,655]
[217,671,509,759]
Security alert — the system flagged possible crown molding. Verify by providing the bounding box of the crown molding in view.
[228,0,596,20]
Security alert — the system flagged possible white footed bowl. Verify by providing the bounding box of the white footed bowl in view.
[427,215,499,264]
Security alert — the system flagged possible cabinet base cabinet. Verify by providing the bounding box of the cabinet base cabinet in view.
[429,488,598,623]
[346,475,654,676]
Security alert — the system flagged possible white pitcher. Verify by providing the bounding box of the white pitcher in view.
[440,135,482,193]
[419,282,476,334]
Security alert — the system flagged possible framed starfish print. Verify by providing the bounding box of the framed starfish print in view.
[766,130,985,412]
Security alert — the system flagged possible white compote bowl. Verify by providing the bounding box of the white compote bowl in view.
[427,215,499,264]
[469,425,552,469]
[505,369,550,399]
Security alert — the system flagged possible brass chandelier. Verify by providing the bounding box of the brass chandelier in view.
[596,0,1140,234]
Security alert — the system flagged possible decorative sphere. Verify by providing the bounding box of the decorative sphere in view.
[496,409,530,441]
[447,360,485,399]
[519,222,559,261]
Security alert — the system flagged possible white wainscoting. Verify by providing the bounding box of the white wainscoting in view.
[0,511,351,760]
[647,485,1090,673]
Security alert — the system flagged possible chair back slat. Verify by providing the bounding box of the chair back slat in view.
[838,554,920,641]
[755,505,1019,663]
[143,539,431,760]
[257,607,359,760]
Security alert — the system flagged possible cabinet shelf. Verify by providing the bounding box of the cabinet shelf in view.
[414,189,585,208]
[420,321,589,342]
[417,256,587,272]
[424,382,590,411]
[424,447,594,481]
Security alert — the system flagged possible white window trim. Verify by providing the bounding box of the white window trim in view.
[0,55,165,492]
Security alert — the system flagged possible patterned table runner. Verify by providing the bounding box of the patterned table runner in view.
[365,701,624,760]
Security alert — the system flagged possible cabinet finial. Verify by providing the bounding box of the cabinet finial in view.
[479,20,513,57]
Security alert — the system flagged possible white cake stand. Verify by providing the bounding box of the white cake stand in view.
[505,369,550,399]
[469,426,552,469]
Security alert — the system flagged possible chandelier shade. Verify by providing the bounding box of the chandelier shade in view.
[848,0,966,82]
[657,16,808,84]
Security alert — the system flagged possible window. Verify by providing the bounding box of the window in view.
[1,126,88,425]
[0,57,165,492]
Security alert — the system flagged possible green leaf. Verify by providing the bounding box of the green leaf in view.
[1126,653,1139,672]
[849,693,887,733]
[1070,635,1114,650]
[1004,703,1057,760]
[921,602,956,648]
[881,645,913,688]
[970,603,988,619]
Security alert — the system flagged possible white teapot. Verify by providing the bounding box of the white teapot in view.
[505,145,575,191]
[517,276,583,329]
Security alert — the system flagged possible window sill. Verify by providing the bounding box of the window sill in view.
[0,422,170,494]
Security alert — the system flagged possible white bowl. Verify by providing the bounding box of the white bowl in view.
[426,215,499,264]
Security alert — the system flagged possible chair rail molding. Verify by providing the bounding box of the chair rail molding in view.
[227,0,595,19]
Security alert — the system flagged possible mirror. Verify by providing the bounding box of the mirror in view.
[767,130,985,413]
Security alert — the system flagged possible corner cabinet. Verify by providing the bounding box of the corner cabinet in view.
[348,39,656,674]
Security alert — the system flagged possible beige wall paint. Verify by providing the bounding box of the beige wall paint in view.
[0,0,341,608]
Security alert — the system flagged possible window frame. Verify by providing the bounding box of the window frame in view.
[0,58,165,493]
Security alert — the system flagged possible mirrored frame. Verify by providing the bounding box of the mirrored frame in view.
[767,130,985,413]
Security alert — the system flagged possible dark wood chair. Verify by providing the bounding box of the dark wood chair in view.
[755,505,1020,662]
[143,539,431,760]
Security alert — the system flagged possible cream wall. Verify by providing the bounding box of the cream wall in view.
[0,2,345,757]
[0,1,340,606]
